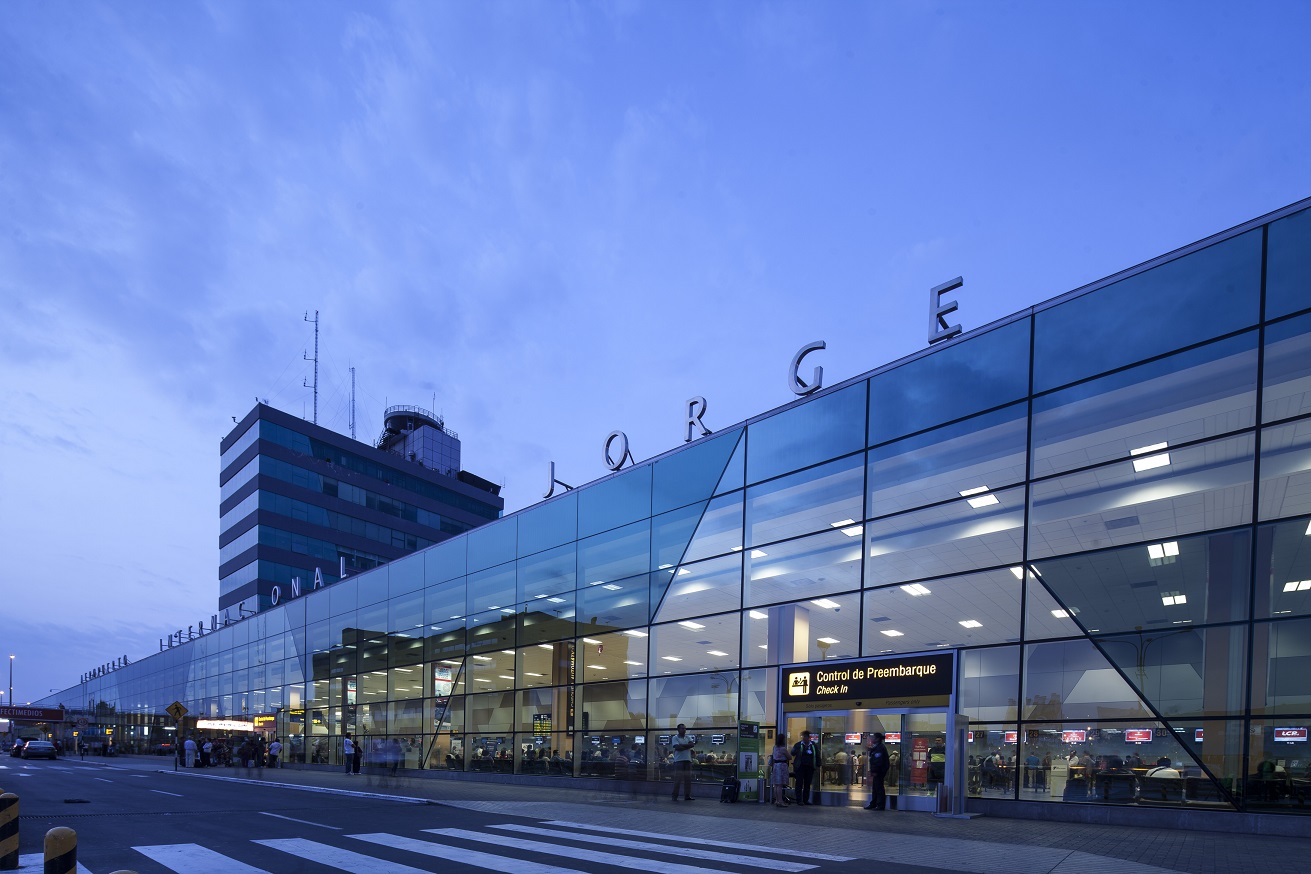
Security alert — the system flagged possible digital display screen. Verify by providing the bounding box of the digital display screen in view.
[710,734,726,745]
[1274,727,1308,743]
[1003,731,1017,744]
[844,733,863,744]
[885,732,901,743]
[1124,729,1153,744]
[1061,730,1086,744]
[1194,729,1204,742]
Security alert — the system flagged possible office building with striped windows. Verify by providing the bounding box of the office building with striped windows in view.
[40,197,1311,831]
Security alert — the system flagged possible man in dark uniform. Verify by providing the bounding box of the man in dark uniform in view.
[865,732,890,810]
[791,730,821,806]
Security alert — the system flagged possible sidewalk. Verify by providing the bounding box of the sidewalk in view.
[83,756,1311,874]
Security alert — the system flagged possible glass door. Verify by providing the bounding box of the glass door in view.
[899,713,948,811]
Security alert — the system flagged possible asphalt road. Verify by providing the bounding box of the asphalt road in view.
[3,756,942,874]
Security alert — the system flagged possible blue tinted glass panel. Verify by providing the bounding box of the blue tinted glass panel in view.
[682,492,744,564]
[869,404,1027,519]
[579,465,652,538]
[1267,207,1311,319]
[747,382,866,484]
[1034,230,1262,393]
[467,562,517,615]
[716,431,746,495]
[578,520,651,588]
[467,518,517,572]
[744,528,862,608]
[1254,518,1311,619]
[653,429,742,515]
[518,491,577,557]
[1258,419,1311,522]
[388,553,425,598]
[427,539,466,585]
[1262,312,1311,423]
[747,454,864,547]
[577,573,650,636]
[651,502,704,573]
[517,543,577,602]
[1032,333,1258,478]
[869,319,1031,446]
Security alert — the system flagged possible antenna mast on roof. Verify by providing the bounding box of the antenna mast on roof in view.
[350,366,357,440]
[303,310,319,424]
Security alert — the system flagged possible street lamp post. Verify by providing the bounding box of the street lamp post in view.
[8,654,13,704]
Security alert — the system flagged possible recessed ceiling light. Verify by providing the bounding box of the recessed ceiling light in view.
[707,650,728,657]
[679,621,705,630]
[623,629,648,637]
[534,594,547,599]
[900,584,931,596]
[758,644,768,649]
[590,581,606,586]
[537,644,554,650]
[811,598,840,609]
[881,630,904,637]
[1305,521,1311,536]
[1010,567,1024,580]
[750,549,768,559]
[501,650,515,655]
[602,583,622,590]
[662,656,683,662]
[817,637,840,644]
[582,638,601,645]
[1161,593,1187,606]
[966,493,999,509]
[586,665,606,670]
[498,675,515,680]
[841,526,863,537]
[959,619,983,628]
[1051,609,1070,619]
[831,519,857,528]
[959,486,989,497]
[676,569,690,576]
[623,660,642,666]
[547,597,566,603]
[525,672,544,677]
[500,608,515,614]
[658,564,674,569]
[1131,442,1171,472]
[749,610,768,619]
[731,546,743,552]
[1147,541,1180,561]
[471,655,493,661]
[441,659,461,665]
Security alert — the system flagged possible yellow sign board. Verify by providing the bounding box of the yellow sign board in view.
[165,701,189,721]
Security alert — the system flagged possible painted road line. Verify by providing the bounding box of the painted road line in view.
[256,837,453,874]
[159,770,433,804]
[350,833,590,874]
[134,843,271,874]
[150,789,183,796]
[482,824,818,872]
[541,819,856,862]
[260,811,343,830]
[94,778,113,783]
[427,827,794,874]
[17,853,92,872]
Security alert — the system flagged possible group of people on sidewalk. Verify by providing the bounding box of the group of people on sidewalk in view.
[768,730,892,810]
[181,734,283,769]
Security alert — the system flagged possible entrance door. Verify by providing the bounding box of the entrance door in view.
[898,713,947,811]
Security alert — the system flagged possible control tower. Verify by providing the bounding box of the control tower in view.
[376,404,461,477]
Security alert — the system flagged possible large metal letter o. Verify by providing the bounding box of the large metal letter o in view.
[603,431,630,471]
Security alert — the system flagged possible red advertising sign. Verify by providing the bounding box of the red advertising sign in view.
[844,733,863,744]
[0,705,65,722]
[1124,729,1154,744]
[1273,727,1308,742]
[967,731,974,742]
[1003,731,1018,744]
[911,736,930,786]
[885,732,902,743]
[1194,728,1204,742]
[1061,730,1086,744]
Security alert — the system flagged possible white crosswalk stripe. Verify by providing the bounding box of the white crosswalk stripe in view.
[135,843,272,873]
[423,827,788,874]
[541,819,855,862]
[353,832,612,874]
[481,822,821,871]
[259,836,549,874]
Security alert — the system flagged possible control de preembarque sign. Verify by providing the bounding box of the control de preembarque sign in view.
[783,652,954,709]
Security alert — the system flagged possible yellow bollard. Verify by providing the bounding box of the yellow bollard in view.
[0,792,18,871]
[43,826,76,874]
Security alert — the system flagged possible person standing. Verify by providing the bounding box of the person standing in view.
[343,733,356,775]
[769,736,791,807]
[865,733,890,810]
[200,738,212,768]
[791,730,820,806]
[268,736,283,768]
[183,735,197,768]
[670,723,695,801]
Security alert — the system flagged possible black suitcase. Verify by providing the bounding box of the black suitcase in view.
[720,775,740,803]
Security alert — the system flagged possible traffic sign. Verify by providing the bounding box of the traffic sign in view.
[166,701,189,721]
[76,717,89,729]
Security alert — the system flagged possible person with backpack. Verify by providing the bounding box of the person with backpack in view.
[791,730,821,806]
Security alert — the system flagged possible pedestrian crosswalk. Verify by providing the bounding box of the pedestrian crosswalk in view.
[129,819,854,874]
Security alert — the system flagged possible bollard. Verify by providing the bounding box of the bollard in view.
[43,826,76,874]
[0,793,18,871]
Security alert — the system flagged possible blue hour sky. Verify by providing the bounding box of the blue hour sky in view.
[2,0,1309,705]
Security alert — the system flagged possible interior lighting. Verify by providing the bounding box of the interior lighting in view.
[537,644,554,650]
[1172,619,1193,625]
[810,598,841,609]
[602,583,622,590]
[731,546,744,552]
[881,630,904,637]
[623,629,649,637]
[960,486,999,508]
[500,608,515,614]
[474,678,491,683]
[679,621,705,630]
[547,597,566,603]
[499,675,515,680]
[750,549,768,559]
[758,644,768,649]
[831,519,857,528]
[676,569,691,576]
[749,610,768,619]
[662,656,683,662]
[658,563,674,569]
[1131,442,1171,472]
[471,655,493,661]
[1282,581,1311,592]
[525,672,544,677]
[1161,592,1188,606]
[959,619,983,628]
[1306,521,1311,536]
[707,650,728,657]
[841,526,863,537]
[623,660,642,666]
[440,659,461,666]
[899,584,931,596]
[817,637,840,645]
[587,665,606,671]
[1051,609,1070,619]
[590,581,606,586]
[582,638,601,645]
[1147,541,1180,565]
[1010,567,1024,580]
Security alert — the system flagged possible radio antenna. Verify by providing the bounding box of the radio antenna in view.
[302,310,319,424]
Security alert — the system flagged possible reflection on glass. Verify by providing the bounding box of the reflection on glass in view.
[1254,517,1311,619]
[744,528,861,608]
[1266,206,1311,320]
[862,570,1021,655]
[1094,625,1246,718]
[747,455,864,547]
[1259,420,1311,522]
[1250,618,1311,715]
[1262,313,1311,423]
[746,383,866,485]
[652,553,742,624]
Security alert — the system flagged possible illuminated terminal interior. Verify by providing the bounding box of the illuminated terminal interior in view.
[34,197,1311,822]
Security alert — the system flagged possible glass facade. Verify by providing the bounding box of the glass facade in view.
[43,199,1311,821]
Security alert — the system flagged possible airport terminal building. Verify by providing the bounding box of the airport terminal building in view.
[37,198,1311,827]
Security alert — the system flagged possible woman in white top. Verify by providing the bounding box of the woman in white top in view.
[770,737,791,807]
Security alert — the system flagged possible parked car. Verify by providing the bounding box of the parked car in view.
[152,742,175,756]
[21,740,57,760]
[9,739,28,758]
